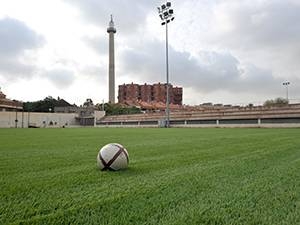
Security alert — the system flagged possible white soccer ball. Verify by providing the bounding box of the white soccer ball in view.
[97,143,129,171]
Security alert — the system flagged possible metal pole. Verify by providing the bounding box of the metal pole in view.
[165,21,170,128]
[22,109,24,128]
[28,111,30,128]
[15,108,18,128]
[283,82,290,102]
[158,2,174,128]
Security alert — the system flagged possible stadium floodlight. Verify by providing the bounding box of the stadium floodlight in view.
[157,1,175,128]
[283,81,290,101]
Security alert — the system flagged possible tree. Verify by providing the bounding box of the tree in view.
[95,103,141,115]
[83,99,94,108]
[263,97,289,107]
[23,96,73,112]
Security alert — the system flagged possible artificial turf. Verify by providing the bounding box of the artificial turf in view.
[0,128,299,225]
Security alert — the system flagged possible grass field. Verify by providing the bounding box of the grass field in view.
[0,128,300,225]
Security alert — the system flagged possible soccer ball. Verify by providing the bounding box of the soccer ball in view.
[97,143,129,171]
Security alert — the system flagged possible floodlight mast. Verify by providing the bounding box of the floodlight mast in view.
[283,81,290,101]
[157,2,175,128]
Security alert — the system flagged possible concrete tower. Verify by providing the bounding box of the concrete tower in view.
[107,15,116,104]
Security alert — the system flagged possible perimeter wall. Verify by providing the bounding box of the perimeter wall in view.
[0,112,79,128]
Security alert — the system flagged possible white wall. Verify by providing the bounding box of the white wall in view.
[94,110,106,125]
[0,112,79,128]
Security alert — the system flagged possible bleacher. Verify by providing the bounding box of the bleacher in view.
[97,104,300,127]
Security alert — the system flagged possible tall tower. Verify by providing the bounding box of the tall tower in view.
[107,15,116,104]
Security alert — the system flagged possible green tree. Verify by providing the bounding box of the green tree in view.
[23,96,73,112]
[263,97,289,107]
[95,103,141,115]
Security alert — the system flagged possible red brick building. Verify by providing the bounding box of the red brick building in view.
[118,83,183,105]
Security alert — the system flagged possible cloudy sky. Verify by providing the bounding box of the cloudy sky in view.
[0,0,299,106]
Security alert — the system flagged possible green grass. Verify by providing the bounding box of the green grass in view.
[0,128,300,225]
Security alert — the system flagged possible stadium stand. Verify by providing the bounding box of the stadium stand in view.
[97,104,300,127]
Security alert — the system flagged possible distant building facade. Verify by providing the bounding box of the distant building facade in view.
[118,83,183,105]
[0,89,23,111]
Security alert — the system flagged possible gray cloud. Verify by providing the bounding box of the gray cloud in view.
[0,57,36,79]
[120,39,289,96]
[192,0,300,82]
[67,0,300,98]
[220,1,300,48]
[0,17,45,79]
[79,65,106,82]
[182,0,300,49]
[1,0,299,104]
[0,17,44,56]
[44,68,75,88]
[64,0,155,34]
[82,35,107,55]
